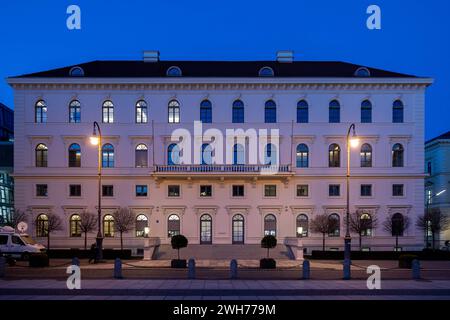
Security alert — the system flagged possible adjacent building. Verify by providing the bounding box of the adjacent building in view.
[425,131,450,247]
[0,103,14,225]
[7,51,432,254]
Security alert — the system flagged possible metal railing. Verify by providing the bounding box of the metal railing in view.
[154,164,291,173]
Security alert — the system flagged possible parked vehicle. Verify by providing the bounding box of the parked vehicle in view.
[0,226,45,260]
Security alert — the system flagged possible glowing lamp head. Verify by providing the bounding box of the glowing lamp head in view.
[350,137,360,148]
[90,136,99,146]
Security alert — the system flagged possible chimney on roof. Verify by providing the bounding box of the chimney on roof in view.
[277,50,294,63]
[143,50,160,62]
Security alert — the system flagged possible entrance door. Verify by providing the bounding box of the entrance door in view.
[232,214,244,244]
[200,214,212,244]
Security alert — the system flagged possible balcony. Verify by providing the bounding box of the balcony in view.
[153,164,292,177]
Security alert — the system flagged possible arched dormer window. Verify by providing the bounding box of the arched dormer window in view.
[69,66,84,77]
[259,66,274,77]
[167,66,182,77]
[354,67,371,77]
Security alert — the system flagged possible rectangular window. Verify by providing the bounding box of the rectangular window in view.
[329,184,340,197]
[360,184,372,197]
[36,184,48,197]
[69,184,81,197]
[200,185,212,197]
[264,185,277,197]
[296,185,309,197]
[168,185,180,197]
[393,184,404,197]
[232,185,244,197]
[102,185,114,197]
[135,185,148,197]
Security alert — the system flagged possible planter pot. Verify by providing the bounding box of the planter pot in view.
[260,258,276,269]
[29,253,49,268]
[171,259,187,268]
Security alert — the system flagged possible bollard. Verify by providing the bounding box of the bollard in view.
[114,258,123,279]
[72,257,80,266]
[188,258,196,279]
[343,259,351,280]
[412,259,421,280]
[302,260,310,280]
[230,259,238,279]
[0,256,5,278]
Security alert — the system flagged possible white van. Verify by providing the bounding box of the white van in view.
[0,226,46,260]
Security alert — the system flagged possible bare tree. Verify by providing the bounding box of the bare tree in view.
[383,213,410,250]
[416,208,450,250]
[346,210,378,251]
[5,209,27,229]
[310,214,339,251]
[79,211,98,250]
[34,213,63,251]
[112,207,135,251]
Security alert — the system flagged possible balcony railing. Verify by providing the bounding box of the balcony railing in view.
[154,164,291,173]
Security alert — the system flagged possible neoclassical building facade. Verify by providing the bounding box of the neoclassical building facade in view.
[8,52,432,255]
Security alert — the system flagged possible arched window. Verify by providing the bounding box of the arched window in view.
[36,214,48,237]
[354,67,371,77]
[135,144,148,168]
[259,66,274,77]
[35,100,47,123]
[102,100,114,123]
[69,66,84,77]
[393,100,404,123]
[168,100,180,123]
[360,143,372,167]
[135,214,148,237]
[200,100,212,123]
[232,100,244,123]
[329,100,340,123]
[296,214,308,237]
[69,100,81,123]
[233,143,245,165]
[264,143,277,165]
[168,214,180,237]
[35,143,48,167]
[297,100,308,123]
[102,144,114,168]
[70,214,81,237]
[392,213,405,236]
[296,144,309,168]
[361,100,372,123]
[166,66,182,77]
[201,143,213,165]
[264,214,277,236]
[136,100,148,123]
[168,143,181,165]
[232,214,244,244]
[360,213,373,236]
[68,143,81,167]
[264,100,276,123]
[200,214,212,244]
[103,215,115,237]
[392,143,404,167]
[328,144,341,167]
[328,214,340,237]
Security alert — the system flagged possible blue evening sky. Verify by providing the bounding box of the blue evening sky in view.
[0,0,448,140]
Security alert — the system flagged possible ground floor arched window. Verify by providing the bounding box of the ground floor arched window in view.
[135,214,148,237]
[328,213,340,237]
[103,215,115,237]
[36,214,48,237]
[264,214,276,236]
[232,214,244,244]
[200,214,212,244]
[168,214,180,237]
[70,214,81,237]
[296,214,308,237]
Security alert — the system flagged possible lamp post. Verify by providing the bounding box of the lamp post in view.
[90,121,103,261]
[345,123,359,263]
[425,189,446,249]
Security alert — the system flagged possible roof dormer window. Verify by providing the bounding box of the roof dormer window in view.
[167,66,182,77]
[354,67,371,77]
[259,66,274,77]
[69,66,84,77]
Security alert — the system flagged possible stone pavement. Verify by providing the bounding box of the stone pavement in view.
[0,279,450,300]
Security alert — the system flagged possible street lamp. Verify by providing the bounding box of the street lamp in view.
[345,123,359,263]
[425,188,446,248]
[90,121,103,261]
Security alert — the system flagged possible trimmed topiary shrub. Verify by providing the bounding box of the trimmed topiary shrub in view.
[260,235,277,269]
[171,234,188,268]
